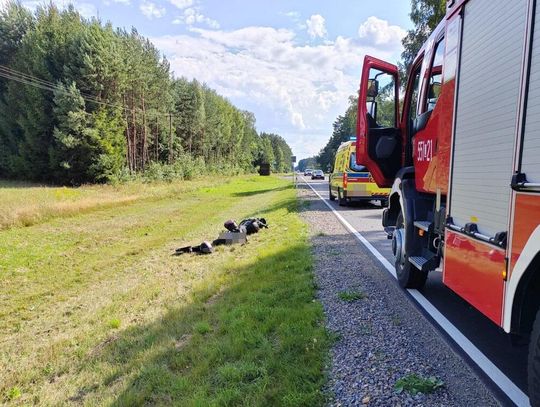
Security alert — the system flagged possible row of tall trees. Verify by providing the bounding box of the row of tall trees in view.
[0,3,290,184]
[259,133,293,173]
[296,157,317,172]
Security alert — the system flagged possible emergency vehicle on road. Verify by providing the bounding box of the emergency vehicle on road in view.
[356,0,540,403]
[329,140,390,206]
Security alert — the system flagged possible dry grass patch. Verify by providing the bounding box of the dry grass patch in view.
[0,178,219,230]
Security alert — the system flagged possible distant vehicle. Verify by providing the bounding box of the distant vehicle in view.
[311,170,324,180]
[304,169,313,176]
[329,140,389,206]
[258,163,271,176]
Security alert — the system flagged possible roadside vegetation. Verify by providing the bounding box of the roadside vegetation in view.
[337,290,367,303]
[0,176,331,405]
[394,374,444,395]
[0,3,292,185]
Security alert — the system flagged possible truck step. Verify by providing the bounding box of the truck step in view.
[414,221,432,232]
[409,256,430,271]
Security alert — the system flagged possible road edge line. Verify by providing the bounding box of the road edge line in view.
[302,178,530,407]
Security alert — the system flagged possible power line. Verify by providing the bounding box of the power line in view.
[0,64,173,119]
[0,64,112,107]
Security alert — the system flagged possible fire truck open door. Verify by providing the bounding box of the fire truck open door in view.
[356,56,401,188]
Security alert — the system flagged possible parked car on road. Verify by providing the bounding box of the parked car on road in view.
[311,170,324,180]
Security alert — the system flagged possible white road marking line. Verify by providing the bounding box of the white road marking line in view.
[301,178,530,407]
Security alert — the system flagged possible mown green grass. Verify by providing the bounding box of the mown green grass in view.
[0,176,330,406]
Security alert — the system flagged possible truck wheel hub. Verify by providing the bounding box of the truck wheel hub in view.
[392,227,405,264]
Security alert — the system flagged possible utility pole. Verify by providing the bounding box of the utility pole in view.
[291,155,296,187]
[168,112,173,164]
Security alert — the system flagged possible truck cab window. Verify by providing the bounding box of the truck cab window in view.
[426,38,445,112]
[407,67,421,123]
[367,69,397,128]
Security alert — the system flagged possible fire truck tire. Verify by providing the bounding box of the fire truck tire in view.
[528,308,540,407]
[338,188,347,206]
[329,185,336,201]
[394,212,428,289]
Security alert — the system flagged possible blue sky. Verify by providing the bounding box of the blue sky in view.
[15,0,413,159]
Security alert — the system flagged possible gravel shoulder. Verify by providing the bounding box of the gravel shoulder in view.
[297,183,500,407]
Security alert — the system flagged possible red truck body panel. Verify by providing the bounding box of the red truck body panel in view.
[443,230,505,325]
[510,194,540,275]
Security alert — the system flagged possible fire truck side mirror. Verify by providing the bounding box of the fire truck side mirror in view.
[367,78,379,98]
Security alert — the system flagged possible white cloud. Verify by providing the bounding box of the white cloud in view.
[22,0,44,10]
[139,0,165,19]
[173,7,219,28]
[76,2,96,18]
[21,0,97,18]
[284,11,299,19]
[291,112,305,130]
[152,17,404,158]
[358,16,406,46]
[306,14,327,39]
[104,0,130,5]
[169,0,192,9]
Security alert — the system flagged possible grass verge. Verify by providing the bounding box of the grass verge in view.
[0,176,330,406]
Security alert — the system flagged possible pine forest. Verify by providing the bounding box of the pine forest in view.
[0,3,293,185]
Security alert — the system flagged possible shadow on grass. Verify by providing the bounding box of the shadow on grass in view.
[82,244,330,406]
[231,184,292,198]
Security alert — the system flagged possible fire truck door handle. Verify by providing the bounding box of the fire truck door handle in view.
[510,172,540,191]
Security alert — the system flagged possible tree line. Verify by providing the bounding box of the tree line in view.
[310,0,444,172]
[297,157,317,172]
[0,3,292,184]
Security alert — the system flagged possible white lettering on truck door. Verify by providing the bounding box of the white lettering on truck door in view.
[417,140,433,162]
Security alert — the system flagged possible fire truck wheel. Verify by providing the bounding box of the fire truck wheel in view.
[338,188,347,206]
[528,308,540,406]
[329,185,336,201]
[394,212,428,289]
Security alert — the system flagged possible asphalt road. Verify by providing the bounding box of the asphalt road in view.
[299,176,529,407]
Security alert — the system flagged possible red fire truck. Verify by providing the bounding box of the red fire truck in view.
[356,0,540,403]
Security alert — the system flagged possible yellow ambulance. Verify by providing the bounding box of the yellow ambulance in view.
[329,140,390,206]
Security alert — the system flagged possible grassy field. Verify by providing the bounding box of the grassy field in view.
[0,176,330,406]
[0,179,212,230]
